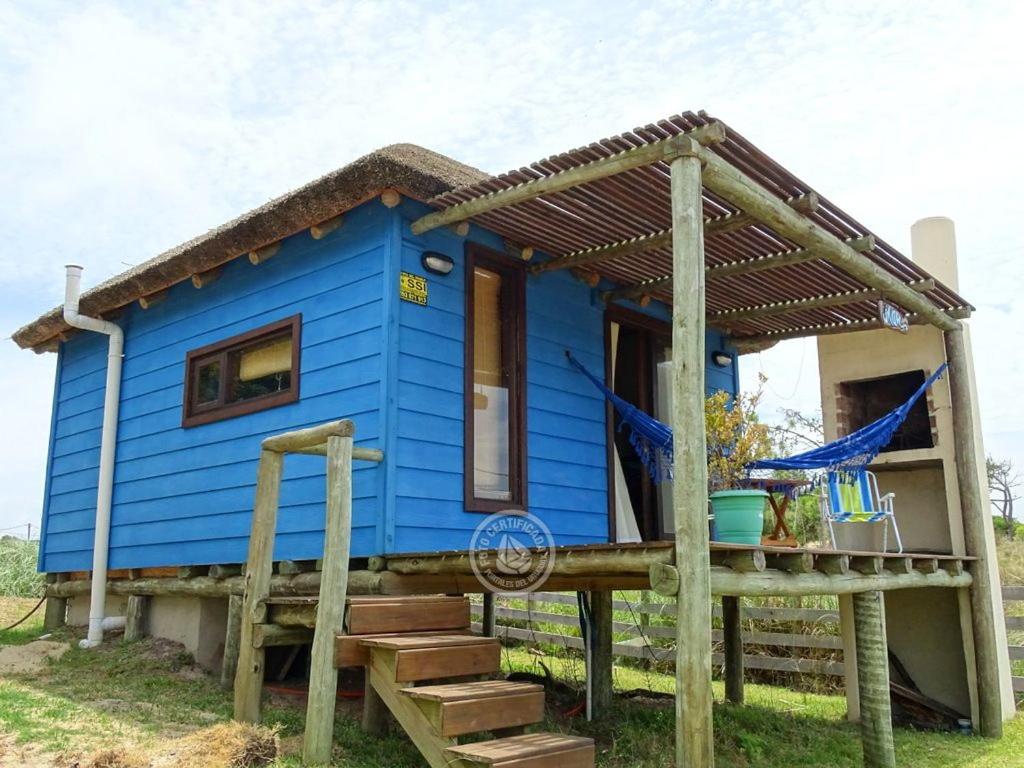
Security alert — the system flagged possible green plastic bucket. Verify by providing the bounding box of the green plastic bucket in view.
[711,489,768,545]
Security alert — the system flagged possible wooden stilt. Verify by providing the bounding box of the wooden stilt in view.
[233,449,284,723]
[669,143,714,768]
[43,597,66,631]
[362,675,388,735]
[852,591,895,768]
[722,596,743,705]
[303,432,355,765]
[839,593,861,722]
[590,591,614,715]
[945,326,1005,737]
[221,594,243,689]
[124,594,149,642]
[482,592,497,638]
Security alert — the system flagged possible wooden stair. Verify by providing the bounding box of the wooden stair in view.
[336,595,595,768]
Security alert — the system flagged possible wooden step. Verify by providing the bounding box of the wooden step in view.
[346,595,470,635]
[402,681,545,737]
[361,635,501,682]
[335,630,460,668]
[446,733,595,768]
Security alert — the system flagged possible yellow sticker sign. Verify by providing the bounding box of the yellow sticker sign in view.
[399,271,428,306]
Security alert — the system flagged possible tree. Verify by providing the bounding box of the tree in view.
[987,456,1021,539]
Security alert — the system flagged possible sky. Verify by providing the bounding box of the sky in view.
[0,0,1021,538]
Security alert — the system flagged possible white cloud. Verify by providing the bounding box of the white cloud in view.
[0,0,1021,532]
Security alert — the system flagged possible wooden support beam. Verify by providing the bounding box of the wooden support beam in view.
[210,564,242,580]
[882,557,913,575]
[711,566,972,597]
[481,592,497,638]
[711,280,937,326]
[191,267,222,289]
[669,147,714,768]
[380,189,401,208]
[849,556,883,576]
[694,142,959,331]
[571,268,600,287]
[248,243,281,265]
[602,236,875,305]
[945,326,1006,737]
[448,221,470,237]
[650,563,679,596]
[303,432,355,764]
[535,191,815,277]
[728,308,971,351]
[233,448,284,723]
[765,551,814,574]
[252,623,313,648]
[277,560,315,576]
[138,290,167,310]
[712,549,766,573]
[411,123,726,235]
[124,594,149,642]
[722,596,743,705]
[221,594,243,689]
[178,565,206,579]
[262,419,355,454]
[852,591,896,768]
[505,241,535,261]
[815,553,851,576]
[590,591,614,716]
[362,676,389,735]
[310,215,344,240]
[43,597,67,631]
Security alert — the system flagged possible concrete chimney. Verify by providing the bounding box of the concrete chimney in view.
[911,216,959,291]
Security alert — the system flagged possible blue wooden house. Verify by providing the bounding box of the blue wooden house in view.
[14,144,738,574]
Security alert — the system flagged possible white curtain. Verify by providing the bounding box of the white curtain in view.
[610,323,642,543]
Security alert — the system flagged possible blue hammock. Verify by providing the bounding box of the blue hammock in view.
[565,351,674,481]
[567,348,948,482]
[748,362,948,474]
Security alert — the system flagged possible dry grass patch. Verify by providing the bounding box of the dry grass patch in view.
[77,723,279,768]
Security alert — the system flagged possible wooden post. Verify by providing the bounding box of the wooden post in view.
[669,144,714,768]
[233,449,284,723]
[722,596,743,705]
[590,591,614,715]
[124,594,149,642]
[852,591,895,768]
[839,593,861,722]
[362,676,388,735]
[945,326,1005,737]
[482,592,497,638]
[303,432,355,765]
[221,594,243,688]
[43,597,67,631]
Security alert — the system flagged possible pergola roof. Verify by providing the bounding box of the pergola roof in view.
[419,110,971,347]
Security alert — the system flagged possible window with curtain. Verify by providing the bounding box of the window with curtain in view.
[465,246,526,512]
[182,315,301,427]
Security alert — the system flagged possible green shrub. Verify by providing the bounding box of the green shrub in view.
[0,537,44,598]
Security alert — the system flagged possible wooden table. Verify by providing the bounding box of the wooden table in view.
[738,477,811,548]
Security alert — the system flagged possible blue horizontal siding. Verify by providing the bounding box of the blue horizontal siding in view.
[42,201,391,570]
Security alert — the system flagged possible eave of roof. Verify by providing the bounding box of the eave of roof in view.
[12,143,487,350]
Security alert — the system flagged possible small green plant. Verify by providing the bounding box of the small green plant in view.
[704,379,774,492]
[0,537,44,598]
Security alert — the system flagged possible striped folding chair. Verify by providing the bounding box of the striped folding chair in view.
[819,470,903,553]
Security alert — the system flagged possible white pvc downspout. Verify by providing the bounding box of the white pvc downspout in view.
[63,265,124,649]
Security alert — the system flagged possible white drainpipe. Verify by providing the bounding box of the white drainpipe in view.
[63,265,124,649]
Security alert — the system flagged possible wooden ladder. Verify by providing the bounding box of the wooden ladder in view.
[338,594,595,768]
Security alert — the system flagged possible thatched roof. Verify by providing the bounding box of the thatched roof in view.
[12,143,487,350]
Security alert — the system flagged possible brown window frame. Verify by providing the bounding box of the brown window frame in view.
[181,314,301,428]
[464,244,528,514]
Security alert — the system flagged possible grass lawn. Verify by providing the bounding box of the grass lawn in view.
[0,598,1022,767]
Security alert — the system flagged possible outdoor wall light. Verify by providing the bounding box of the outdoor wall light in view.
[712,350,734,368]
[421,251,454,276]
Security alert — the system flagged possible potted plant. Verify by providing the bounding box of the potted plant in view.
[705,384,773,545]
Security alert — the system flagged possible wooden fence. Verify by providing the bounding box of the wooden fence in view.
[474,587,1024,690]
[1003,586,1024,694]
